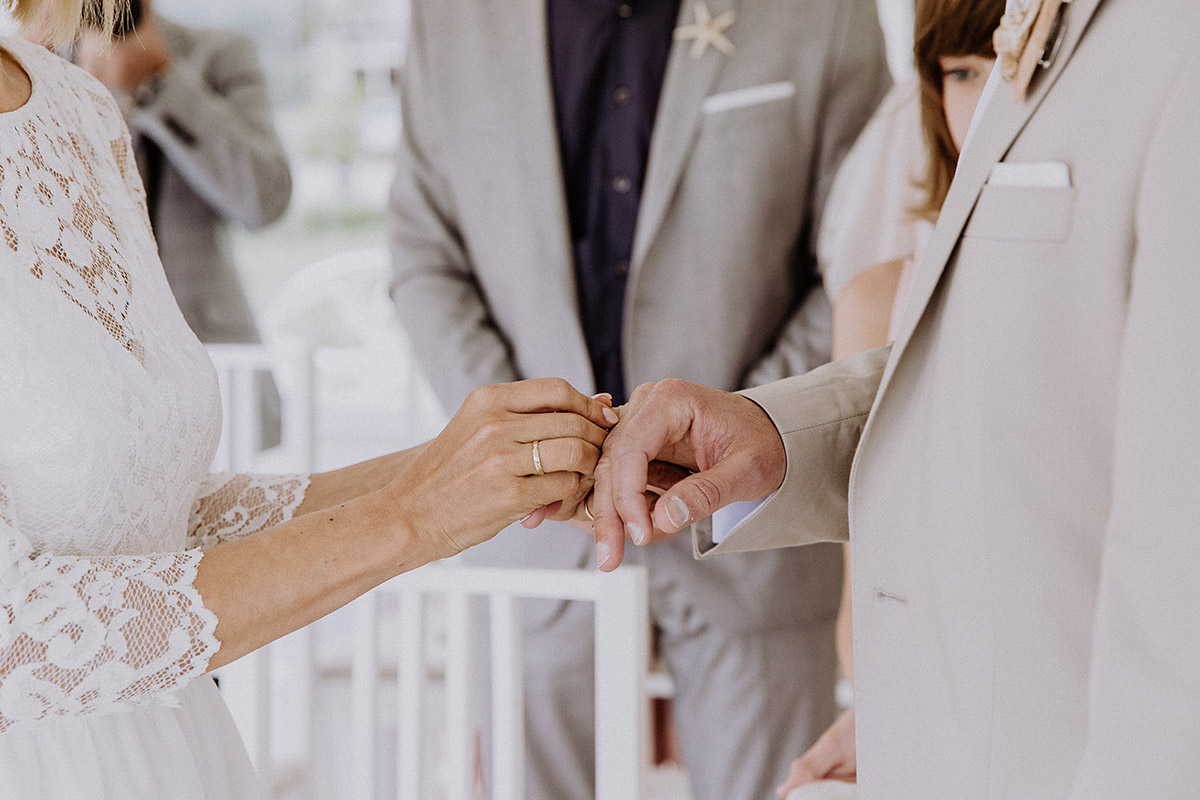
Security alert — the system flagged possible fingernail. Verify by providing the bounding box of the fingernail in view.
[596,539,611,568]
[664,496,691,529]
[627,522,648,546]
[591,392,613,402]
[602,406,619,426]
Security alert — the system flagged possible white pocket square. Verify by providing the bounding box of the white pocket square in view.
[702,81,796,115]
[986,161,1072,188]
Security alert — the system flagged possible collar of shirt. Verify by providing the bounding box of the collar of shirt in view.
[546,0,682,401]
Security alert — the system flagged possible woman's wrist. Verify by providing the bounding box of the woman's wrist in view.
[296,446,421,518]
[355,487,452,578]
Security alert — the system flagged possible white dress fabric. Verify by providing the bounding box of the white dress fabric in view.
[816,78,934,339]
[0,37,309,799]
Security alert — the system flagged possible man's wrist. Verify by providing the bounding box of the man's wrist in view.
[734,392,787,493]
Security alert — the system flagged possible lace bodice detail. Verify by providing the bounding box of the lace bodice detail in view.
[0,38,309,734]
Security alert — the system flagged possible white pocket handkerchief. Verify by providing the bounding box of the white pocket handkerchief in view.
[987,161,1072,188]
[702,81,796,115]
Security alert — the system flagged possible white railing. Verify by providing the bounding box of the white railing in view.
[205,341,316,474]
[205,341,656,799]
[206,341,318,792]
[349,563,651,800]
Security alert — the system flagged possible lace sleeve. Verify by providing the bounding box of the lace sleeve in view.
[187,473,311,550]
[0,487,220,733]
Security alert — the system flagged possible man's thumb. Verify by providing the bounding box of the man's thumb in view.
[651,463,745,533]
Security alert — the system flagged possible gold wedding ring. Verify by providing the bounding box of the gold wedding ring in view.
[531,440,545,475]
[583,494,595,522]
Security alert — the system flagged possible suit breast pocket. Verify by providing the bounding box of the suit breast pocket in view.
[698,85,793,137]
[693,97,796,186]
[962,185,1078,242]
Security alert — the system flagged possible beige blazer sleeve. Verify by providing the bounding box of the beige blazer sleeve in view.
[694,345,890,557]
[1067,47,1200,800]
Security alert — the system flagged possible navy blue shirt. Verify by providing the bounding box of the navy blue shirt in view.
[548,0,680,403]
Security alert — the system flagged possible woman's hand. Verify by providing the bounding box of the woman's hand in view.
[521,393,617,529]
[776,706,857,797]
[381,378,618,558]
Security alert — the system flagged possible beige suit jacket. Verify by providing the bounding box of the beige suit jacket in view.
[389,0,889,631]
[702,0,1200,795]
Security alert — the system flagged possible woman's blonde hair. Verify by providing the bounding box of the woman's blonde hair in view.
[7,0,127,47]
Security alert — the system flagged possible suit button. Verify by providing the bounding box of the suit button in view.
[613,86,631,106]
[614,259,630,275]
[612,175,633,193]
[616,2,633,17]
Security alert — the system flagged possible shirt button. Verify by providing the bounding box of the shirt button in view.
[614,259,630,275]
[616,3,633,18]
[612,175,633,193]
[613,86,631,106]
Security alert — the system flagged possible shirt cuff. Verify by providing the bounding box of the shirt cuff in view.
[710,494,774,544]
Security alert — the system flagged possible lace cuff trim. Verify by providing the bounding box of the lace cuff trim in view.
[188,473,311,550]
[0,548,219,733]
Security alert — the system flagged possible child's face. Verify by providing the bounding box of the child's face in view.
[939,54,996,152]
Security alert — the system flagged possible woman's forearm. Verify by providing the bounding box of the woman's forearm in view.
[191,446,437,660]
[293,445,426,517]
[831,258,904,360]
[196,488,441,670]
[196,379,616,670]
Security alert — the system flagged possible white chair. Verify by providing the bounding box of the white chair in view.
[205,340,317,475]
[257,246,447,469]
[209,251,662,799]
[342,563,651,800]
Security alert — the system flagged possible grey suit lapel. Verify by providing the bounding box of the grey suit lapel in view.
[631,0,740,270]
[504,0,578,313]
[878,0,1104,399]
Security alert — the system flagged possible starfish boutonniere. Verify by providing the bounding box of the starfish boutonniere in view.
[674,2,736,60]
[994,0,1071,102]
[993,0,1043,83]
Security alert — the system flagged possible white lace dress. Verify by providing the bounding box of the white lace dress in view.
[0,37,309,799]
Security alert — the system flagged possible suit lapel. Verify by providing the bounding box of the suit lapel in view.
[499,0,590,364]
[877,0,1104,399]
[631,0,740,270]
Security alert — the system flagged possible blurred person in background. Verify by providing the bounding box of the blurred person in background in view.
[388,0,890,798]
[778,0,1005,791]
[70,0,291,446]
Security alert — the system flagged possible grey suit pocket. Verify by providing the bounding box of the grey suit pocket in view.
[697,94,790,136]
[963,185,1077,242]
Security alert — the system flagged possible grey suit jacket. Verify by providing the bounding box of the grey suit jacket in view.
[123,16,291,345]
[389,0,890,632]
[704,0,1200,795]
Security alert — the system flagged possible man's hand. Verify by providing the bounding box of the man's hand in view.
[590,378,786,571]
[776,706,856,796]
[77,14,170,92]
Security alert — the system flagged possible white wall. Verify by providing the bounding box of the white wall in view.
[878,0,916,80]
